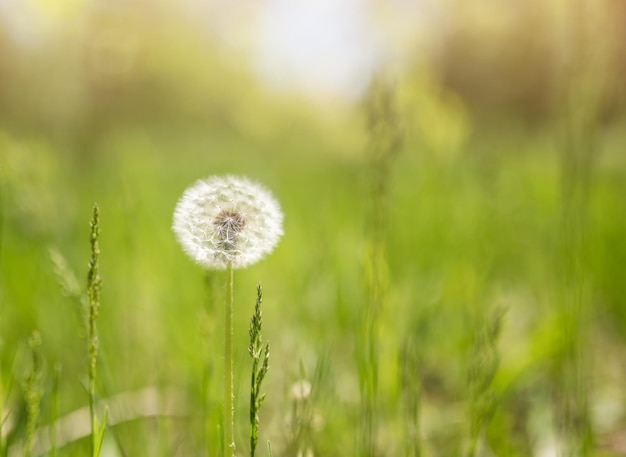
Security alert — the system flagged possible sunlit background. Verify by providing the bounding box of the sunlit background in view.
[1,0,626,456]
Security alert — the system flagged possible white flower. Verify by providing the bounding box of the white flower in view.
[173,175,283,270]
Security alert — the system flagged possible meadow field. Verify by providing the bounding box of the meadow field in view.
[1,2,626,456]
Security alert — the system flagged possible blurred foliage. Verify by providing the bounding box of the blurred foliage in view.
[433,0,626,122]
[0,0,624,141]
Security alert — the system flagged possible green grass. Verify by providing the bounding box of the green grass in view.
[0,103,625,456]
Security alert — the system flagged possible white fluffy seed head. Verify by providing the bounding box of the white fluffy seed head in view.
[172,175,284,270]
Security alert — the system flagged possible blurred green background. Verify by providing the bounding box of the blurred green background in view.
[1,0,626,456]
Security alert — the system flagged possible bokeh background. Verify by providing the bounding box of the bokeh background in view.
[1,0,626,456]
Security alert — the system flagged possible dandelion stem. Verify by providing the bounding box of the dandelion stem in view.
[224,261,235,456]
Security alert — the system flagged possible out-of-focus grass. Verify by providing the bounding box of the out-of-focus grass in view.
[1,105,625,455]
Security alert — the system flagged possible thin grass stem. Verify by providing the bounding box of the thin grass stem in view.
[23,332,43,457]
[249,284,269,457]
[49,364,61,457]
[87,203,105,457]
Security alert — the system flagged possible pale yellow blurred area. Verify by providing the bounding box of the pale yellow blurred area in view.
[0,0,623,152]
[31,0,86,19]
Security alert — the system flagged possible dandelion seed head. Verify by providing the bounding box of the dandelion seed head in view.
[213,209,247,251]
[173,175,283,270]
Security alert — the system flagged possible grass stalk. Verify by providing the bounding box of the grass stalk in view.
[248,284,270,457]
[49,364,61,457]
[552,2,610,452]
[223,262,235,457]
[466,307,505,457]
[400,339,422,457]
[0,378,4,457]
[359,75,402,457]
[87,203,106,457]
[22,332,43,457]
[0,151,5,457]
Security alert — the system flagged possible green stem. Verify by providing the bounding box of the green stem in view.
[87,203,103,457]
[50,364,61,457]
[89,315,98,457]
[224,262,235,456]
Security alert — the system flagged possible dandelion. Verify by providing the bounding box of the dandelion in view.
[172,175,283,270]
[173,175,283,457]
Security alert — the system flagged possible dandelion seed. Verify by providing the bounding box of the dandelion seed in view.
[172,175,283,270]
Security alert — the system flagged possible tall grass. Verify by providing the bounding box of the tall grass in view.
[0,62,625,457]
[465,307,505,457]
[86,204,107,457]
[552,1,613,455]
[248,284,270,457]
[21,332,43,457]
[358,76,402,457]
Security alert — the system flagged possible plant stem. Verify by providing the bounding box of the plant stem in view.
[360,76,401,457]
[87,203,103,457]
[224,262,235,456]
[50,364,61,457]
[249,284,269,457]
[23,332,43,457]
